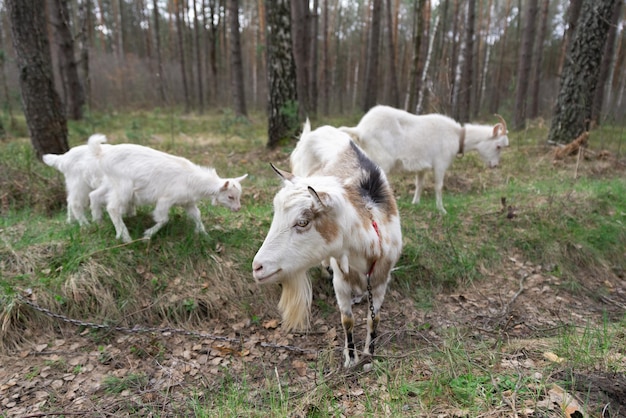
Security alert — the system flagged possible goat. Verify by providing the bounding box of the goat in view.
[42,134,111,226]
[252,121,403,368]
[87,135,247,243]
[339,105,509,214]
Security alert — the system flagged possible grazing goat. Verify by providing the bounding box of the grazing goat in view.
[43,134,111,226]
[252,121,403,368]
[88,135,247,243]
[339,105,509,214]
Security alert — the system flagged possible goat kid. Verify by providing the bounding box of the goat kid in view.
[340,105,509,214]
[88,135,247,243]
[43,134,111,226]
[252,121,402,368]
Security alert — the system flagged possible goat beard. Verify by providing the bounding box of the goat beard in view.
[277,273,312,331]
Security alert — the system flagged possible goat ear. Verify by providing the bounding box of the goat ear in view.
[303,118,311,135]
[308,186,329,211]
[235,173,248,182]
[492,124,503,138]
[270,163,295,182]
[220,180,230,191]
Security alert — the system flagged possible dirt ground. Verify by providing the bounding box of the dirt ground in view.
[1,248,625,417]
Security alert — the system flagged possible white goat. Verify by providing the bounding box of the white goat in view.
[43,134,111,226]
[88,136,247,243]
[339,105,509,214]
[252,121,403,368]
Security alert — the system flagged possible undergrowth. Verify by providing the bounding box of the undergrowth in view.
[0,110,624,416]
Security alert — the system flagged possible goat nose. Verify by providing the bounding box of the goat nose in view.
[252,261,263,273]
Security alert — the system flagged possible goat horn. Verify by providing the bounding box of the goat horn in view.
[494,114,507,133]
[270,162,294,181]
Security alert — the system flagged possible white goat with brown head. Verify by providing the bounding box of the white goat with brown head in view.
[252,121,403,368]
[340,105,509,214]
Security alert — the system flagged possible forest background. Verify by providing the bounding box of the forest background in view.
[0,0,625,147]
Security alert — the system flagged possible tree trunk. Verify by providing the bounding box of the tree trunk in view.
[591,0,622,125]
[193,0,204,112]
[48,0,85,120]
[322,0,330,115]
[513,0,538,130]
[309,0,318,118]
[489,0,512,114]
[528,0,549,120]
[266,0,298,148]
[385,0,400,108]
[0,16,17,133]
[228,0,247,117]
[547,0,618,145]
[457,0,475,123]
[291,0,311,118]
[78,0,92,111]
[557,0,583,77]
[6,0,68,159]
[363,0,382,111]
[152,0,167,104]
[175,0,191,113]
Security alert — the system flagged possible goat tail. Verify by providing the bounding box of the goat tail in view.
[278,273,312,331]
[87,133,108,157]
[42,153,60,168]
[338,126,361,143]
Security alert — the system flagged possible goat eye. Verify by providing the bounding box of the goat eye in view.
[228,196,235,200]
[295,219,309,228]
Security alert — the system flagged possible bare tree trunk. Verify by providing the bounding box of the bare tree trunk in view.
[385,0,400,108]
[513,0,538,130]
[152,0,167,104]
[548,0,618,144]
[322,0,330,115]
[528,0,549,120]
[309,0,319,118]
[489,0,512,114]
[266,0,298,148]
[78,0,92,111]
[0,12,17,132]
[457,0,475,123]
[193,0,204,112]
[417,13,438,114]
[207,0,220,105]
[228,0,247,117]
[48,0,85,120]
[592,0,622,125]
[175,0,191,112]
[291,0,311,118]
[363,0,382,111]
[6,0,68,158]
[557,0,583,76]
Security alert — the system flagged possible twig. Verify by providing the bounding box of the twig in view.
[500,276,526,317]
[574,144,582,179]
[275,366,284,402]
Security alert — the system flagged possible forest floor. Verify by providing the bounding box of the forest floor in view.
[1,246,625,417]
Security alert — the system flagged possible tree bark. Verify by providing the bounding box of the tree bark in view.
[385,0,400,108]
[48,0,85,120]
[175,0,191,113]
[291,0,311,118]
[513,0,538,130]
[193,0,204,112]
[363,0,382,111]
[528,0,549,120]
[266,0,298,148]
[152,0,167,104]
[228,0,247,117]
[457,0,475,123]
[591,0,622,125]
[6,0,68,159]
[547,0,618,144]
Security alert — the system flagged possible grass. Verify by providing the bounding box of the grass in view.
[0,109,625,416]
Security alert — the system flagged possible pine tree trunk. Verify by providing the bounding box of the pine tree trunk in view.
[266,0,298,148]
[291,0,311,118]
[528,0,549,120]
[363,0,382,111]
[457,0,475,123]
[513,0,538,130]
[175,0,191,113]
[592,0,622,125]
[548,0,618,145]
[6,0,68,159]
[48,0,85,120]
[152,0,167,104]
[228,0,247,117]
[385,0,400,108]
[193,0,204,112]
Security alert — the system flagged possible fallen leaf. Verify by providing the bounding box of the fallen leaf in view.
[543,351,565,363]
[263,319,280,329]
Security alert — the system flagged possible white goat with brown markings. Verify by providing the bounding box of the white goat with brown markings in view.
[252,121,402,368]
[340,105,509,214]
